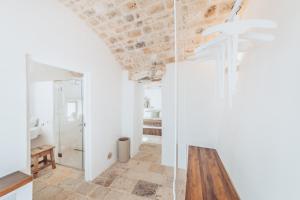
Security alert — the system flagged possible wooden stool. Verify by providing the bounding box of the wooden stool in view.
[31,145,56,178]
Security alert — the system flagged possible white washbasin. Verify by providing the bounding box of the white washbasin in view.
[30,127,41,140]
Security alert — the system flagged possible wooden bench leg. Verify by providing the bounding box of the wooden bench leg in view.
[50,149,56,169]
[33,157,39,178]
[43,155,48,164]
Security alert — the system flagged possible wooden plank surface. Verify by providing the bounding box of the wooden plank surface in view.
[0,171,32,197]
[143,119,162,127]
[31,145,55,156]
[185,146,240,200]
[143,127,162,136]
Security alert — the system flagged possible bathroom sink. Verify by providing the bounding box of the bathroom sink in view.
[30,127,41,140]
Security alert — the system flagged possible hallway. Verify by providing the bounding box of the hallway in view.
[1,1,299,199]
[33,144,186,200]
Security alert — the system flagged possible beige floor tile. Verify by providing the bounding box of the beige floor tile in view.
[33,180,48,193]
[132,180,159,199]
[133,153,157,163]
[101,165,128,178]
[162,166,174,178]
[104,189,127,200]
[37,167,53,177]
[110,162,130,171]
[58,177,84,191]
[34,185,63,200]
[149,164,165,174]
[175,181,186,199]
[122,169,146,180]
[93,176,115,187]
[76,182,98,196]
[176,169,187,182]
[42,171,69,186]
[131,161,152,173]
[33,143,184,200]
[110,176,138,192]
[103,189,148,200]
[54,190,73,200]
[37,170,54,182]
[66,192,90,200]
[176,188,186,200]
[126,159,140,167]
[163,176,174,189]
[126,170,166,185]
[88,186,110,199]
[68,169,85,179]
[155,187,173,200]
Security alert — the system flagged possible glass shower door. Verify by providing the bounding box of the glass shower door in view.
[54,80,84,170]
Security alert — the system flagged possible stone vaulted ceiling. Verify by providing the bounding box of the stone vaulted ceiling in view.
[59,0,240,81]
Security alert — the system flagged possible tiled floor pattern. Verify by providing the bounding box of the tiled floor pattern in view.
[56,147,83,170]
[33,143,186,200]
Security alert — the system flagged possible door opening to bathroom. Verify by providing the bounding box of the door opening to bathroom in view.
[27,58,87,177]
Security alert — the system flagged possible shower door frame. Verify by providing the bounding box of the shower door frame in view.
[25,55,93,181]
[54,79,85,171]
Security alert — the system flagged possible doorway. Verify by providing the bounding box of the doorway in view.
[26,56,91,180]
[142,84,162,144]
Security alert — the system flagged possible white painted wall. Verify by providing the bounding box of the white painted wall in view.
[161,64,176,167]
[30,82,54,148]
[132,84,144,154]
[144,87,162,110]
[121,71,144,157]
[163,0,300,199]
[178,60,224,168]
[0,0,122,181]
[162,61,222,168]
[216,0,300,199]
[121,71,135,157]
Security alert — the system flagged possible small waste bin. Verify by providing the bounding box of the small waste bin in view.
[118,137,130,163]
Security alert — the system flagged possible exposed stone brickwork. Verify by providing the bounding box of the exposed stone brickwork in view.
[59,0,239,80]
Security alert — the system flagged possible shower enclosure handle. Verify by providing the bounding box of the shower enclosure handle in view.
[79,123,86,127]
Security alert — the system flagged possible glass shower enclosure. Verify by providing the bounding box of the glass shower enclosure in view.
[54,80,84,170]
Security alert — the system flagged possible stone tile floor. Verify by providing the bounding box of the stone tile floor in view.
[33,143,186,200]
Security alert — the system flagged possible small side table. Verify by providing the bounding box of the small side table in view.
[31,145,56,178]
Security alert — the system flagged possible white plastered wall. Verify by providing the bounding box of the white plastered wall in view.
[161,64,176,167]
[121,71,144,157]
[216,0,300,199]
[0,0,122,181]
[162,61,222,168]
[30,81,55,149]
[162,0,300,199]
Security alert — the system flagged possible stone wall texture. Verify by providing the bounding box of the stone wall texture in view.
[59,0,246,80]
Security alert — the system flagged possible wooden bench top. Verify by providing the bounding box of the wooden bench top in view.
[185,146,240,200]
[31,145,55,157]
[0,171,32,197]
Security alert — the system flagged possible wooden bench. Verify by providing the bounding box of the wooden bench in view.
[185,146,240,200]
[31,145,56,178]
[0,171,32,197]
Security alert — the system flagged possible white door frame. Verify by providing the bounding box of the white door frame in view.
[25,54,92,181]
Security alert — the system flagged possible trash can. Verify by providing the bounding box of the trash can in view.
[118,137,130,163]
